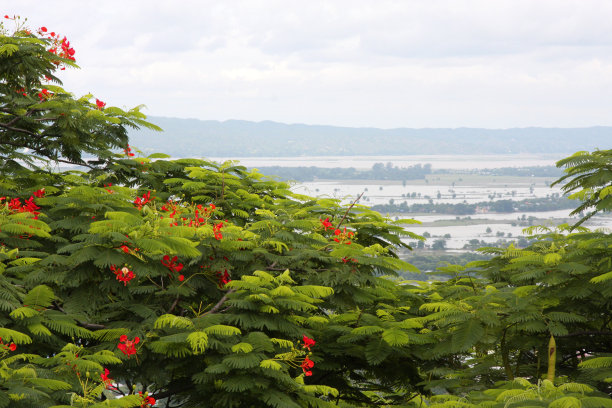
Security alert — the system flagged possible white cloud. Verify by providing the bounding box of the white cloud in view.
[4,0,612,128]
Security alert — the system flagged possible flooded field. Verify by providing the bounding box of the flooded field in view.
[294,177,561,206]
[227,153,612,251]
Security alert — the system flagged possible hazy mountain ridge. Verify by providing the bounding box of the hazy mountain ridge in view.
[128,116,612,156]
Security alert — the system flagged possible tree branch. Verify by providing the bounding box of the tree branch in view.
[335,192,364,230]
[167,295,180,314]
[203,289,235,315]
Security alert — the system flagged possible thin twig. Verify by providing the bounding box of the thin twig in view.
[167,295,180,314]
[335,192,364,230]
[203,289,235,315]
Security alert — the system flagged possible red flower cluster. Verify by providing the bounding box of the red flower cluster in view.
[162,255,183,273]
[187,203,216,227]
[302,335,316,351]
[33,189,45,198]
[1,196,41,219]
[117,335,140,357]
[216,269,231,288]
[320,217,333,230]
[38,88,53,100]
[139,392,156,407]
[301,355,314,377]
[160,201,177,217]
[100,368,117,390]
[38,26,75,61]
[103,183,113,194]
[134,191,152,210]
[162,255,184,281]
[0,337,17,352]
[95,98,106,110]
[333,228,355,245]
[213,222,224,240]
[124,144,135,157]
[110,265,135,286]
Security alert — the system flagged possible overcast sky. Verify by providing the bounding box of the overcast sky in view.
[4,1,612,128]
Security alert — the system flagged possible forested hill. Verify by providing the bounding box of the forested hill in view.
[129,116,612,157]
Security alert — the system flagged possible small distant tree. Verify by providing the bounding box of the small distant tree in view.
[431,239,446,250]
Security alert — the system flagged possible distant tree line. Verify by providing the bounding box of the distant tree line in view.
[433,166,564,177]
[372,195,576,215]
[254,162,432,181]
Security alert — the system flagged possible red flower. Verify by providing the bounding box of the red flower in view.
[139,392,156,407]
[320,218,333,230]
[134,191,152,209]
[95,98,106,110]
[332,228,354,245]
[216,269,231,287]
[100,368,117,390]
[33,189,45,198]
[178,275,185,282]
[124,144,135,157]
[302,335,316,351]
[301,355,314,376]
[161,255,184,274]
[6,196,41,219]
[213,222,224,240]
[0,337,17,352]
[117,335,140,356]
[38,88,52,100]
[110,265,135,286]
[40,26,47,32]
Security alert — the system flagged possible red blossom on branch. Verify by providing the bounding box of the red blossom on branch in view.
[5,196,41,219]
[124,144,135,157]
[333,228,355,245]
[100,368,117,390]
[134,191,152,210]
[38,88,52,100]
[32,188,45,198]
[216,269,231,288]
[139,392,156,407]
[0,337,17,352]
[300,355,314,376]
[161,255,184,275]
[117,335,140,356]
[95,98,106,110]
[302,335,316,351]
[320,217,333,230]
[110,265,135,286]
[213,222,224,240]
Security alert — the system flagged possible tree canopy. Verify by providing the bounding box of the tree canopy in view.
[1,16,611,408]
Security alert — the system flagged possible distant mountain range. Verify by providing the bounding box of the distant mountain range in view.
[128,117,612,157]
